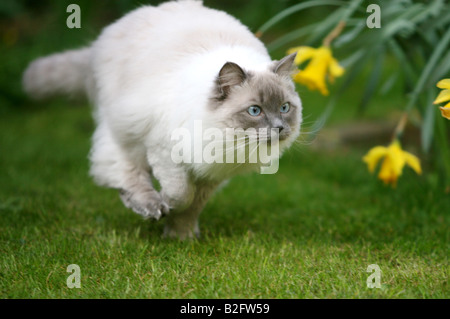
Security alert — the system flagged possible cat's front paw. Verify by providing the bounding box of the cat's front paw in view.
[119,189,169,220]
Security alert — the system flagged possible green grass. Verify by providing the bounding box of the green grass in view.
[0,102,448,298]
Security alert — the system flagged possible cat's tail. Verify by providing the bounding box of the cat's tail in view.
[22,47,92,100]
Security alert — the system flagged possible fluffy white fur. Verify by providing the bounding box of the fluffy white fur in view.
[23,0,302,239]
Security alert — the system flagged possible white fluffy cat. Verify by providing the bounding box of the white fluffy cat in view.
[23,0,302,239]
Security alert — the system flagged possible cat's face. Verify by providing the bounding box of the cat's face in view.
[210,53,302,150]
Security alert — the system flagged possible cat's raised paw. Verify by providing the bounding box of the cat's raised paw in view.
[119,189,169,220]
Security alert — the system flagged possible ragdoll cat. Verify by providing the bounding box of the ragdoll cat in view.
[23,0,302,239]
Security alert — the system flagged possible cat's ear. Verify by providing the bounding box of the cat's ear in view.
[272,52,297,77]
[216,62,247,99]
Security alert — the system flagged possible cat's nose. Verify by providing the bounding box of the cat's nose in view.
[272,124,289,140]
[271,118,285,134]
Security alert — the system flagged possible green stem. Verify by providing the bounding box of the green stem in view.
[323,20,346,47]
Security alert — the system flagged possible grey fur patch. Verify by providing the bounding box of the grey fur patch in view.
[271,52,297,77]
[214,62,248,101]
[208,54,301,145]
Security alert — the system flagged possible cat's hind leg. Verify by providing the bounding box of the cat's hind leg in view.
[162,181,218,240]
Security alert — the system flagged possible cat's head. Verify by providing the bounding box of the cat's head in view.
[209,53,302,152]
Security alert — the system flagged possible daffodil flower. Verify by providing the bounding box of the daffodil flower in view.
[433,78,450,120]
[287,46,344,96]
[363,140,422,187]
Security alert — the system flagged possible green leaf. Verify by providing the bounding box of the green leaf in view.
[421,89,436,153]
[333,22,365,48]
[379,73,399,96]
[256,0,347,35]
[339,48,365,69]
[305,9,344,46]
[388,40,418,89]
[358,46,385,112]
[430,50,450,85]
[338,48,374,93]
[305,94,340,143]
[416,28,439,48]
[382,19,416,40]
[306,0,363,46]
[435,109,450,186]
[381,3,425,40]
[421,5,450,30]
[267,23,321,52]
[404,27,450,114]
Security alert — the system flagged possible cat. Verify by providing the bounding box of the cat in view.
[22,0,302,239]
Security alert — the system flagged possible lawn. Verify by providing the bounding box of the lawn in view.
[1,99,448,298]
[0,0,449,299]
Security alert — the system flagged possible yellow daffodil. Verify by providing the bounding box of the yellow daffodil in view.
[287,46,344,96]
[363,140,422,187]
[433,78,450,120]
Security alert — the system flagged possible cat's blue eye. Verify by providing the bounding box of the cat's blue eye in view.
[247,105,261,116]
[280,102,290,113]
